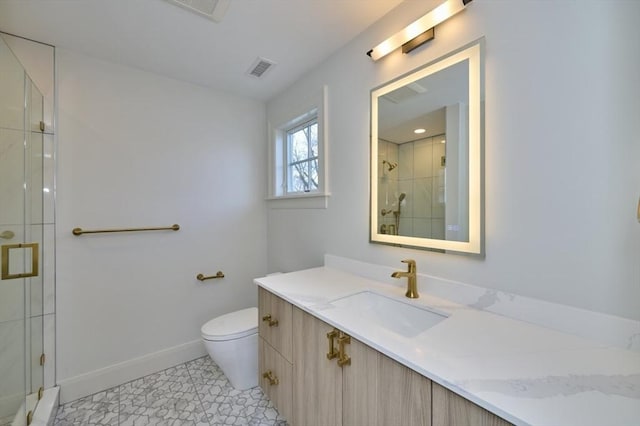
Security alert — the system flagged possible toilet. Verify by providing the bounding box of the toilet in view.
[201,307,258,390]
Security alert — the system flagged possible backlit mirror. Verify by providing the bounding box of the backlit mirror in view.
[370,39,484,254]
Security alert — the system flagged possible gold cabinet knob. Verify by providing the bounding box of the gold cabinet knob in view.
[262,370,279,386]
[261,314,279,327]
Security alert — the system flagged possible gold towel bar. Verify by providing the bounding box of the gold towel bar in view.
[197,271,225,281]
[72,224,180,236]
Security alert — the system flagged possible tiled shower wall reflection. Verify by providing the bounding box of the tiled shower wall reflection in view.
[378,135,446,238]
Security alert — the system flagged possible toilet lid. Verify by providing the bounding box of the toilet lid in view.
[201,307,258,341]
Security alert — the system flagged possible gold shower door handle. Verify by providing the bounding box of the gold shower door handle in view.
[1,243,39,280]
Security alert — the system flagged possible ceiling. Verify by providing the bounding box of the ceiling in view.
[379,59,468,144]
[0,0,404,101]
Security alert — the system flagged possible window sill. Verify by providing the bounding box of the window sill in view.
[266,192,331,209]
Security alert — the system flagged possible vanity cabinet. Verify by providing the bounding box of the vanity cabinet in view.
[292,306,432,426]
[258,287,512,426]
[257,288,293,421]
[258,287,292,361]
[292,305,343,425]
[361,349,432,425]
[258,337,293,422]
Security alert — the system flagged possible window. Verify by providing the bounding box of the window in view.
[286,117,318,193]
[267,85,328,207]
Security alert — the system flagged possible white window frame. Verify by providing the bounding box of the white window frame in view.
[285,114,319,194]
[267,85,329,208]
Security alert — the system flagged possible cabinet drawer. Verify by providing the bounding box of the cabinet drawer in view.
[258,287,293,361]
[259,337,293,423]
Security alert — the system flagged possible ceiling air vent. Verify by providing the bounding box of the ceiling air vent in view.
[165,0,231,22]
[247,57,276,79]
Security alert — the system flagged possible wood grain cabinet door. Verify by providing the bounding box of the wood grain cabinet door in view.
[432,382,513,426]
[342,336,378,426]
[259,337,293,422]
[292,307,343,426]
[258,287,293,362]
[343,338,432,426]
[375,352,432,426]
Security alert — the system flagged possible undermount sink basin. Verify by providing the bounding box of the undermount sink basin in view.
[329,291,447,338]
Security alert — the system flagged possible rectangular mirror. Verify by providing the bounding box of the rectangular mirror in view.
[370,39,484,254]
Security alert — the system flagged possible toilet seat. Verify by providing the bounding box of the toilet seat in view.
[201,307,258,341]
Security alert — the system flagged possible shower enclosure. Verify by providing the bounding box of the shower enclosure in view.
[0,33,56,426]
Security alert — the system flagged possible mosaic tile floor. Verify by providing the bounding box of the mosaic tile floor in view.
[54,357,287,426]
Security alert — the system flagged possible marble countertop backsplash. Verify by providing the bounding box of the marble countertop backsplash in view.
[254,255,640,426]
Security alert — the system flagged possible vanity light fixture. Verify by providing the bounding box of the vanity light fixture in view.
[367,0,473,61]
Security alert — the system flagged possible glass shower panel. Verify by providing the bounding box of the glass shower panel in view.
[0,37,27,426]
[27,77,45,402]
[29,80,44,133]
[28,86,44,317]
[0,41,24,131]
[0,35,47,426]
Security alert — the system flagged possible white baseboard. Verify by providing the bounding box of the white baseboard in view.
[57,339,206,404]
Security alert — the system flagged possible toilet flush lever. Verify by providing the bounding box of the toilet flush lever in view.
[262,314,279,327]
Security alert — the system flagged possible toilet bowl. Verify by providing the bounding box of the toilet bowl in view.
[201,307,258,390]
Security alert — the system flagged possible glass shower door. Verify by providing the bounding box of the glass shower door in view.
[0,35,44,426]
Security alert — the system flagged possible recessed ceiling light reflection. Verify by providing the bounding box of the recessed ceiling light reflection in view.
[414,128,426,134]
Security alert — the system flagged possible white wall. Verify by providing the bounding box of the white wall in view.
[266,1,640,320]
[56,50,267,399]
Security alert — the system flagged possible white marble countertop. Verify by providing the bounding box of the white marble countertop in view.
[255,266,640,426]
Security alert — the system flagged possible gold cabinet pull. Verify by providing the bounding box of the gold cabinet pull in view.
[261,314,279,327]
[262,370,279,386]
[326,329,339,360]
[337,333,351,367]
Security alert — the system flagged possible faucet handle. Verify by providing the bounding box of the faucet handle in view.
[401,259,416,271]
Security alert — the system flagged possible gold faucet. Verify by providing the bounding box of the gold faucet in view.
[391,259,419,299]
